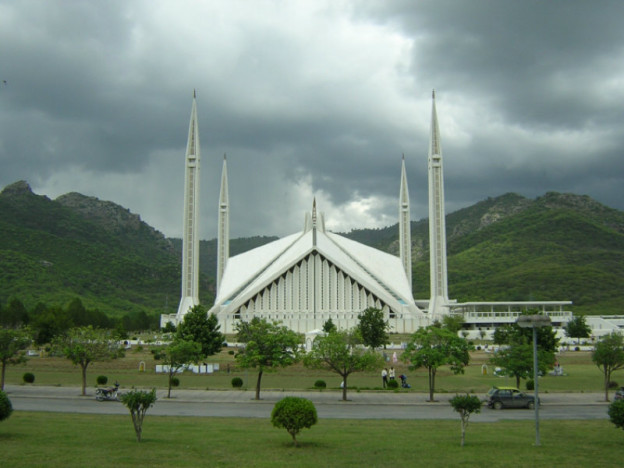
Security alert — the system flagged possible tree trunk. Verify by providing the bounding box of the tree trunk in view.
[167,370,173,398]
[1,360,6,390]
[81,364,88,396]
[605,369,611,402]
[255,369,263,400]
[515,374,521,389]
[342,376,348,401]
[428,367,436,402]
[460,418,466,447]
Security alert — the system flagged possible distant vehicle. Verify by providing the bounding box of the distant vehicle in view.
[615,387,624,401]
[486,386,538,410]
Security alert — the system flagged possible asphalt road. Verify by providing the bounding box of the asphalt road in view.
[5,385,610,422]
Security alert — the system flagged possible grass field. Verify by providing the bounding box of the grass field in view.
[0,412,621,467]
[3,346,613,395]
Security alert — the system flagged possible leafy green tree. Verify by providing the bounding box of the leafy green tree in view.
[31,306,73,345]
[402,326,472,402]
[592,333,624,402]
[271,397,318,446]
[161,339,202,398]
[608,399,624,432]
[449,394,482,447]
[322,318,337,333]
[358,307,389,349]
[492,325,512,346]
[1,298,29,327]
[175,305,224,358]
[0,327,31,390]
[442,314,465,334]
[0,390,13,422]
[489,343,555,388]
[53,326,121,396]
[304,329,382,401]
[120,389,157,442]
[235,318,302,400]
[565,315,592,345]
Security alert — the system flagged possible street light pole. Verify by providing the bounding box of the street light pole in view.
[516,314,552,447]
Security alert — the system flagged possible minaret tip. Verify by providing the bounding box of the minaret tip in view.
[193,89,197,98]
[402,153,405,161]
[432,89,435,99]
[223,153,227,160]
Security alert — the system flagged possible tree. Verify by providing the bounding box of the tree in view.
[303,329,382,401]
[235,318,302,400]
[608,399,624,432]
[0,327,31,390]
[449,394,482,447]
[161,339,202,398]
[358,307,389,350]
[120,388,157,442]
[53,326,121,396]
[0,390,12,422]
[322,318,337,333]
[0,298,29,327]
[489,343,555,388]
[402,326,472,402]
[565,315,592,345]
[271,397,318,446]
[442,314,465,335]
[592,333,624,402]
[175,305,224,358]
[490,312,558,388]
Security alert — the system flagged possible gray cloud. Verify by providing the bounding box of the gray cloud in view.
[1,0,623,240]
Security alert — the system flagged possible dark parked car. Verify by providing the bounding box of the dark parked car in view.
[615,387,624,401]
[486,386,538,409]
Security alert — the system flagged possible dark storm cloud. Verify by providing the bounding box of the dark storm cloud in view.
[1,0,622,239]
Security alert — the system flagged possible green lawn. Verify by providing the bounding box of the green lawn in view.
[4,347,612,394]
[0,412,621,467]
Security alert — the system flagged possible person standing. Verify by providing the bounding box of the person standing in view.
[382,368,388,388]
[389,367,395,381]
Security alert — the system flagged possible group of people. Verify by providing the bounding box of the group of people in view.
[382,367,411,389]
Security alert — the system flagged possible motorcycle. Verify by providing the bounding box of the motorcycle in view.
[95,382,120,401]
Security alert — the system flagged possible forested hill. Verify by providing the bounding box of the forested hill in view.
[1,180,623,319]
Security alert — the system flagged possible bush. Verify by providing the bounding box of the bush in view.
[313,380,326,389]
[231,377,243,388]
[228,350,235,355]
[96,375,108,385]
[171,377,180,387]
[608,381,619,389]
[387,379,399,389]
[22,372,35,384]
[608,400,624,430]
[526,379,535,391]
[0,390,13,421]
[271,397,318,446]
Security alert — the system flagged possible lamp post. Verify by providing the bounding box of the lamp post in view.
[516,314,552,446]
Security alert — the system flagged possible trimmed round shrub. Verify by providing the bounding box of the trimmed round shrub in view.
[608,400,624,430]
[23,372,35,384]
[228,350,235,355]
[96,375,108,385]
[387,379,399,389]
[0,390,13,421]
[231,377,243,388]
[271,397,318,446]
[313,380,326,389]
[171,377,180,387]
[526,379,535,391]
[608,381,619,389]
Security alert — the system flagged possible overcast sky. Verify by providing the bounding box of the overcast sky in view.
[1,1,623,239]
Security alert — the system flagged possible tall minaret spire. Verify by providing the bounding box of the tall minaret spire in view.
[217,154,229,292]
[176,92,201,318]
[399,154,412,293]
[427,90,449,317]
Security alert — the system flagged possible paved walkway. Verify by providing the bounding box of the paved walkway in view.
[4,384,610,406]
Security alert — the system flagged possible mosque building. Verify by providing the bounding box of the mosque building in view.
[161,92,574,337]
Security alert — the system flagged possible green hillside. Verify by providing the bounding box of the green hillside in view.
[1,180,622,319]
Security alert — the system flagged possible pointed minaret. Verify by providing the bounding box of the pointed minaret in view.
[216,154,229,292]
[177,92,201,318]
[399,154,412,294]
[427,90,449,316]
